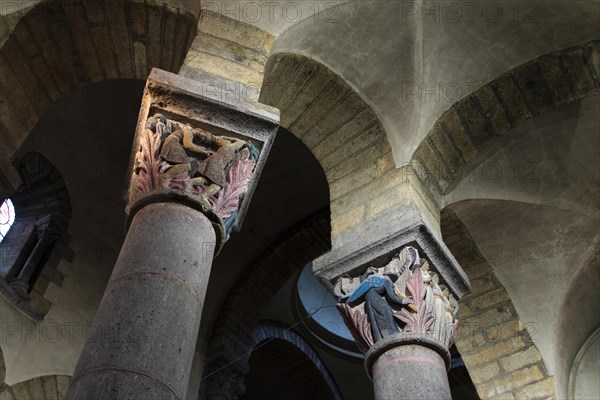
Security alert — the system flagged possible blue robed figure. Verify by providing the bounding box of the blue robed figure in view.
[342,272,414,342]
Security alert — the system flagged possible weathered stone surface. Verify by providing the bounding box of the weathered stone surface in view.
[513,61,557,115]
[312,108,377,161]
[367,337,451,400]
[538,54,575,107]
[472,84,512,136]
[470,361,500,384]
[190,32,267,72]
[561,47,596,99]
[61,1,104,82]
[441,108,477,161]
[499,345,542,372]
[456,97,494,149]
[197,10,273,56]
[514,376,555,399]
[466,287,510,312]
[66,203,216,400]
[478,366,544,398]
[492,73,532,126]
[89,25,119,79]
[428,122,464,180]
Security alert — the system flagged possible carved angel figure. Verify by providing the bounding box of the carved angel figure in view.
[342,268,414,342]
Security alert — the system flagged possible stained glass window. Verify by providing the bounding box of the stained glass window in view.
[0,199,15,243]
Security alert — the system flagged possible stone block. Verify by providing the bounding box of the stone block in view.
[322,125,382,172]
[305,93,366,149]
[472,84,512,136]
[269,57,311,110]
[538,54,575,107]
[9,383,30,400]
[514,377,555,399]
[499,346,542,372]
[471,361,500,384]
[61,1,104,81]
[0,389,14,400]
[326,144,385,182]
[586,41,600,88]
[127,1,146,38]
[560,46,596,99]
[441,108,477,161]
[313,109,377,161]
[513,61,555,115]
[331,205,365,237]
[479,366,544,398]
[198,10,273,56]
[133,41,147,79]
[280,66,334,128]
[467,287,510,312]
[492,73,532,126]
[290,80,351,137]
[464,336,528,366]
[428,122,464,180]
[146,3,163,71]
[28,378,44,400]
[104,0,134,76]
[470,275,498,294]
[56,376,70,399]
[191,33,267,72]
[456,97,494,148]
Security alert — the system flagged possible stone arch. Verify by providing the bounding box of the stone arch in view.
[243,320,343,400]
[555,238,600,399]
[411,40,600,197]
[201,210,330,398]
[0,151,73,320]
[0,374,70,399]
[440,207,555,399]
[260,53,392,192]
[0,0,198,190]
[259,53,415,241]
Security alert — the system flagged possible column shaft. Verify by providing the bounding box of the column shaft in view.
[66,202,215,400]
[372,344,451,400]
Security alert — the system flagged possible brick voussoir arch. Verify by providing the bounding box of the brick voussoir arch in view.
[259,53,394,201]
[0,0,197,190]
[201,210,331,399]
[411,40,600,197]
[248,320,343,400]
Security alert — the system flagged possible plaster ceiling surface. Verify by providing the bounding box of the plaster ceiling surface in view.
[268,0,600,165]
[450,199,598,376]
[445,94,600,214]
[207,0,354,36]
[444,96,600,375]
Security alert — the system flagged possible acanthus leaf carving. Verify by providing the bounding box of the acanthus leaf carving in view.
[127,114,261,240]
[333,246,459,354]
[336,302,374,354]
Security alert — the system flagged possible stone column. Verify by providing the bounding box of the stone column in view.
[321,218,470,400]
[10,214,60,299]
[66,69,279,400]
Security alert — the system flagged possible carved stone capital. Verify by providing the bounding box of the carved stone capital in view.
[34,215,61,242]
[333,246,460,355]
[125,69,279,250]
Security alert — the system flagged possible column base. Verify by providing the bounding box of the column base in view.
[9,278,30,300]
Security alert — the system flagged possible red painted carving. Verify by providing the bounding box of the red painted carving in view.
[394,269,434,334]
[336,303,374,354]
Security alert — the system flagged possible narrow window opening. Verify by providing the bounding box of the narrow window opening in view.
[0,198,15,243]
